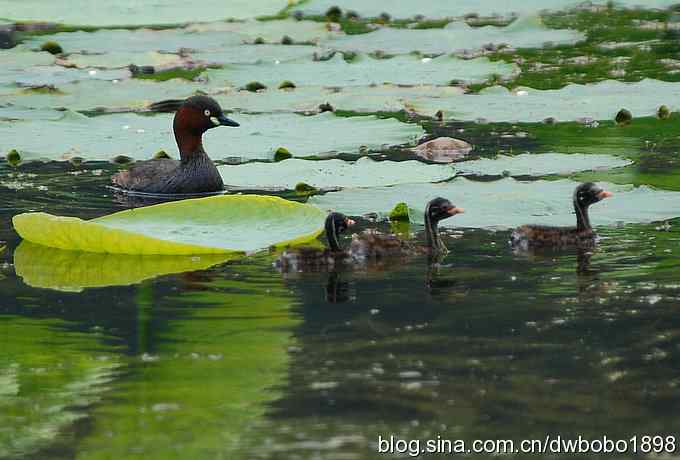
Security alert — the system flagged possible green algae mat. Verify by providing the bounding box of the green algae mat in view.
[13,195,325,255]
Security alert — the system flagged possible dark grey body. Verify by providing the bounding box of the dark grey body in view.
[112,152,224,194]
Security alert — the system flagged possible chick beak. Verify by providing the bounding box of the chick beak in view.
[448,207,465,215]
[597,190,613,200]
[345,218,356,226]
[212,113,240,127]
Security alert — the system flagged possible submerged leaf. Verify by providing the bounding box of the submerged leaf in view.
[218,157,455,190]
[309,178,680,229]
[13,195,325,255]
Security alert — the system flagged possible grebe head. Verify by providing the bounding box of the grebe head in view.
[325,212,355,251]
[426,197,464,223]
[574,182,613,208]
[174,95,239,136]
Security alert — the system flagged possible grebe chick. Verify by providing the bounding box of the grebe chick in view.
[275,212,355,273]
[350,197,464,259]
[511,182,613,248]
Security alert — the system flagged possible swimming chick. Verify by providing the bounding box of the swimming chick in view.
[349,197,464,259]
[275,212,356,273]
[111,96,239,194]
[511,182,613,248]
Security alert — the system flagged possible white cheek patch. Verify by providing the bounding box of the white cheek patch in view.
[210,116,220,126]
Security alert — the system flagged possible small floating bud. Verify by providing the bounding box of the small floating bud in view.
[69,156,84,167]
[379,12,391,23]
[40,40,62,55]
[244,81,267,92]
[325,6,342,22]
[657,105,671,120]
[112,155,133,165]
[295,182,318,195]
[318,102,335,113]
[253,36,265,45]
[615,108,632,125]
[345,10,360,20]
[281,35,293,45]
[278,80,296,90]
[274,147,292,162]
[389,202,410,222]
[7,149,21,167]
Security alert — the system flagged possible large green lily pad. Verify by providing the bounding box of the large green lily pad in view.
[294,0,679,20]
[207,53,516,88]
[0,0,293,25]
[13,195,325,255]
[309,178,680,229]
[456,153,632,177]
[218,157,455,190]
[324,16,584,54]
[14,242,232,292]
[0,111,423,161]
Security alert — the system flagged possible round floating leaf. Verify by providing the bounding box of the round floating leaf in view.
[13,195,326,255]
[212,84,465,114]
[323,16,584,54]
[0,111,423,162]
[218,157,455,190]
[294,0,679,20]
[455,153,632,177]
[0,0,292,25]
[186,19,341,43]
[2,78,204,111]
[309,178,680,229]
[207,54,516,88]
[14,242,232,292]
[416,79,680,123]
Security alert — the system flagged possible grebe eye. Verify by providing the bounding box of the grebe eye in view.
[204,109,211,117]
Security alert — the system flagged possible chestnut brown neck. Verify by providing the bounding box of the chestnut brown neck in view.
[173,107,207,162]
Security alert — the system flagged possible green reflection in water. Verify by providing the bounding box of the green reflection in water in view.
[73,259,299,459]
[231,223,680,458]
[14,242,232,292]
[0,316,121,459]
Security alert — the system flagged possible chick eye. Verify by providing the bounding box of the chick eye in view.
[204,109,211,117]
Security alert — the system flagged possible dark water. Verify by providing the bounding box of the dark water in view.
[1,161,680,460]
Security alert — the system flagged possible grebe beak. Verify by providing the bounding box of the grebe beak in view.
[212,113,240,127]
[597,190,613,200]
[345,218,356,226]
[448,207,465,215]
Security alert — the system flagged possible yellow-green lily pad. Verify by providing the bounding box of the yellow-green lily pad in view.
[13,195,325,255]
